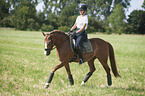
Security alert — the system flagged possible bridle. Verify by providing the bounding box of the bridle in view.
[44,34,56,52]
[44,33,69,53]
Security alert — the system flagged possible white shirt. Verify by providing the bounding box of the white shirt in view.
[75,15,88,30]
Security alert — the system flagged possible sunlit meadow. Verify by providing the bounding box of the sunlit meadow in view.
[0,28,144,95]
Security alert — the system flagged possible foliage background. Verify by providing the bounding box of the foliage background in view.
[0,0,145,34]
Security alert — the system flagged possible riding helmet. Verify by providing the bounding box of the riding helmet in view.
[78,4,87,11]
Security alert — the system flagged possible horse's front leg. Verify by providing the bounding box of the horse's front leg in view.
[64,64,74,86]
[44,62,64,88]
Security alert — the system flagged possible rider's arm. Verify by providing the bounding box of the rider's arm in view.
[70,23,77,31]
[76,23,86,33]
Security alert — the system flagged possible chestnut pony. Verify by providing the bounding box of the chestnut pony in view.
[42,30,120,88]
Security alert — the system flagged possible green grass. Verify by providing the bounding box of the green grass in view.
[0,28,145,96]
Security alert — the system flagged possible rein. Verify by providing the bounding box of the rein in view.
[45,33,69,51]
[45,34,56,51]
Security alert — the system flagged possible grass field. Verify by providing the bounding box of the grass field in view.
[0,28,144,96]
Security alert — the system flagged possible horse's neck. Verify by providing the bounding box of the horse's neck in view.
[51,32,72,61]
[52,32,68,47]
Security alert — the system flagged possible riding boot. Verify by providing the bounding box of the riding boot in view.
[76,48,84,64]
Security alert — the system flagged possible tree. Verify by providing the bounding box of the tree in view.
[88,16,105,32]
[59,3,78,27]
[43,0,79,15]
[95,0,130,20]
[42,0,130,19]
[46,13,59,29]
[0,0,10,26]
[27,18,40,31]
[12,1,38,30]
[41,24,54,32]
[1,0,132,32]
[109,4,126,34]
[127,10,145,34]
[36,11,46,28]
[7,0,38,8]
[142,0,145,9]
[0,0,10,20]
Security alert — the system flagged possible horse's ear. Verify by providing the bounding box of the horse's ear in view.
[42,32,46,36]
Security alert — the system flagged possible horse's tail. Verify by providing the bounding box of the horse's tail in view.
[108,42,121,77]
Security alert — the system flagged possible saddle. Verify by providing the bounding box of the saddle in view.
[69,35,93,53]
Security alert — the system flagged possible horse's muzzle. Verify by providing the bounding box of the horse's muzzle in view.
[44,51,50,56]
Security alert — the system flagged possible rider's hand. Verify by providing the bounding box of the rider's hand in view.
[67,31,71,35]
[72,31,76,35]
[71,31,76,37]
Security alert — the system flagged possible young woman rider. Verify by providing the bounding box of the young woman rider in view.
[68,4,88,64]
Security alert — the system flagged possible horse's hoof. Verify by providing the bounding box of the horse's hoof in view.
[69,85,72,87]
[107,85,111,88]
[81,81,85,86]
[44,83,49,89]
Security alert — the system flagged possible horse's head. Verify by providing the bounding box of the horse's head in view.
[42,30,69,56]
[42,32,54,56]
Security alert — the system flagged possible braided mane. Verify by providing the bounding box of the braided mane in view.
[50,30,68,37]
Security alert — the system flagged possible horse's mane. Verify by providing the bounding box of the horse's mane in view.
[50,30,68,37]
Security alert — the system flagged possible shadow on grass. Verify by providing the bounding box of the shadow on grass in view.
[112,86,145,92]
[82,84,144,92]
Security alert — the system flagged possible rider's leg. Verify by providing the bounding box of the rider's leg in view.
[75,36,84,64]
[76,46,84,64]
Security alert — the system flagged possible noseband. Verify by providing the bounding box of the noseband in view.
[45,34,56,52]
[44,33,69,52]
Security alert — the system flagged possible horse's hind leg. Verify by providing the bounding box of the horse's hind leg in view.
[81,57,96,85]
[98,57,112,87]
